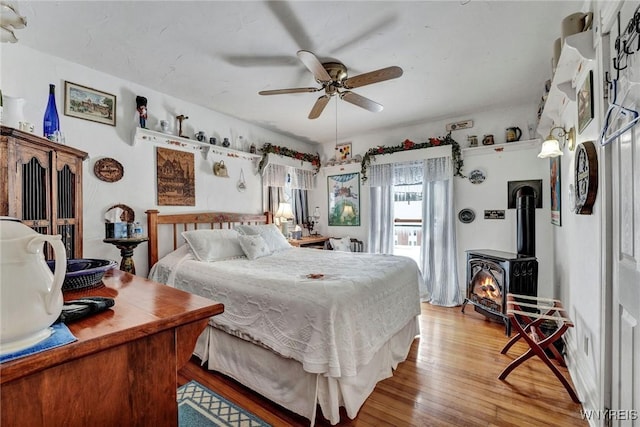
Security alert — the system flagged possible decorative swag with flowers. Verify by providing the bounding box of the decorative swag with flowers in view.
[360,132,464,182]
[258,143,321,174]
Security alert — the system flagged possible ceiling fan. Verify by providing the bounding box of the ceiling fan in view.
[258,50,403,119]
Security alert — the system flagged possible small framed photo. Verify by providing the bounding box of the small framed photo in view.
[550,156,561,226]
[335,143,352,161]
[577,70,593,134]
[64,81,116,126]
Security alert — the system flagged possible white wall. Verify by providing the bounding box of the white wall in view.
[2,44,313,275]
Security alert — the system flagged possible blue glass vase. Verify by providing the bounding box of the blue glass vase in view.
[43,84,60,140]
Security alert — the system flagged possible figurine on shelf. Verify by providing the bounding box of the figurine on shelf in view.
[136,96,147,128]
[176,114,189,138]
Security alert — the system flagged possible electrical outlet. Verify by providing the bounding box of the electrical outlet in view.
[445,120,474,132]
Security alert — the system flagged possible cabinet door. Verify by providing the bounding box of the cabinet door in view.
[54,151,83,258]
[14,141,53,238]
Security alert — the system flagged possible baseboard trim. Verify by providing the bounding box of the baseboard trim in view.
[565,334,601,427]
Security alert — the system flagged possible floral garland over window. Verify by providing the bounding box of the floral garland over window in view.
[360,133,464,182]
[258,143,321,173]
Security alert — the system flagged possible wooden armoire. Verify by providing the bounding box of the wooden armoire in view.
[1,126,88,258]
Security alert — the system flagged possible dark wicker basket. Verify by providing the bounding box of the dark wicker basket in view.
[47,259,118,292]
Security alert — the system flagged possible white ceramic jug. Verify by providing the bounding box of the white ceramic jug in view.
[0,217,67,354]
[1,95,25,128]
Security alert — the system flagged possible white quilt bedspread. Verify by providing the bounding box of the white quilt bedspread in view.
[150,247,421,378]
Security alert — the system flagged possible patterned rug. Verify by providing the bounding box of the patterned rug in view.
[177,380,271,427]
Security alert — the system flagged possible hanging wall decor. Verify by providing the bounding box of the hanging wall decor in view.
[577,70,594,134]
[156,147,195,206]
[550,156,561,226]
[64,81,116,126]
[328,172,360,226]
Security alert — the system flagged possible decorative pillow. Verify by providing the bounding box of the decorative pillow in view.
[330,237,352,252]
[181,229,245,262]
[238,234,272,260]
[235,224,291,252]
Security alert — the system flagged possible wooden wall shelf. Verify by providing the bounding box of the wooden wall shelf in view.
[537,30,595,137]
[133,127,261,161]
[461,139,541,157]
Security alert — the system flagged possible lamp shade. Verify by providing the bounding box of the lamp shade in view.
[341,204,355,219]
[275,202,294,220]
[538,138,564,158]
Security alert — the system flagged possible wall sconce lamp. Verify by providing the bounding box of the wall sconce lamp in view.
[1,2,27,43]
[538,126,576,158]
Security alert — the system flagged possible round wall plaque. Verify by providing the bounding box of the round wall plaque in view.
[468,169,486,184]
[574,141,598,214]
[458,208,476,223]
[94,158,124,182]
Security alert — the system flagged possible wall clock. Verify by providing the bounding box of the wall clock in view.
[574,141,598,214]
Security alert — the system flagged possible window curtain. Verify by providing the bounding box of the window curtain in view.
[367,157,461,306]
[421,157,462,306]
[292,189,308,225]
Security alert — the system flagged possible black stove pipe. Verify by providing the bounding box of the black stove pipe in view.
[516,186,536,257]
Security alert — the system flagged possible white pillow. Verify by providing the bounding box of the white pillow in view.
[235,224,291,252]
[238,234,272,260]
[330,237,352,252]
[181,229,245,262]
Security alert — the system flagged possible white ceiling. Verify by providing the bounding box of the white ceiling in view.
[14,1,581,145]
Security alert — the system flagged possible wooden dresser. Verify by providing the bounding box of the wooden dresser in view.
[0,270,224,427]
[0,125,88,258]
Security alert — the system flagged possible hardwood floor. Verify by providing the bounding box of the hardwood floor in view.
[178,303,587,426]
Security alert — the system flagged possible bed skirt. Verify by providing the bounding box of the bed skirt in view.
[194,316,420,425]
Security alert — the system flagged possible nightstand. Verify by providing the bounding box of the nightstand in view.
[103,237,149,274]
[288,235,330,249]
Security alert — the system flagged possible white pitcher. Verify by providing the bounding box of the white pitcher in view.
[0,217,67,354]
[2,94,25,128]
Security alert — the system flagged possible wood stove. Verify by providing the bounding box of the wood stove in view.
[461,184,539,335]
[462,249,538,335]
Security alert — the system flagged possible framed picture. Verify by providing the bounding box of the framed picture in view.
[156,147,195,206]
[64,81,116,126]
[577,70,594,134]
[328,172,360,226]
[550,156,561,226]
[335,143,352,161]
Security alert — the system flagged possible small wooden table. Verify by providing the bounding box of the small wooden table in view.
[103,237,149,274]
[288,235,330,249]
[0,269,224,427]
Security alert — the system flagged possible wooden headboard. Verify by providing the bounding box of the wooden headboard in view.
[145,209,272,267]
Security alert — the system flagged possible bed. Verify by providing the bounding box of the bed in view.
[145,209,422,425]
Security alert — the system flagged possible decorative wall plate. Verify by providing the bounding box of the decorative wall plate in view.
[458,208,476,223]
[94,158,124,182]
[468,169,486,184]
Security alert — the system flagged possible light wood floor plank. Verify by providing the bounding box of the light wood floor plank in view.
[178,302,587,426]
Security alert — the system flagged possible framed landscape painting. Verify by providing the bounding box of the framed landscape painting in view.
[64,81,116,126]
[328,172,360,226]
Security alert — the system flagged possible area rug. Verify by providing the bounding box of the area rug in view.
[177,380,271,427]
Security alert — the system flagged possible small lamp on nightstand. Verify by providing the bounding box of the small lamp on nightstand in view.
[276,202,294,236]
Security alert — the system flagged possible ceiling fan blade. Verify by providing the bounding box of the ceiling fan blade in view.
[308,95,331,119]
[259,87,320,95]
[297,50,332,83]
[343,66,403,89]
[340,91,383,113]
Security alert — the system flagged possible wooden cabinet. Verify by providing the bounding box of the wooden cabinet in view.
[0,269,224,427]
[1,126,88,258]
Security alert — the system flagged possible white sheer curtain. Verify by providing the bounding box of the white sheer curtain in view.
[367,156,461,306]
[421,157,462,306]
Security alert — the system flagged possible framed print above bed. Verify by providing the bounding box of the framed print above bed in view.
[156,147,195,206]
[328,172,360,226]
